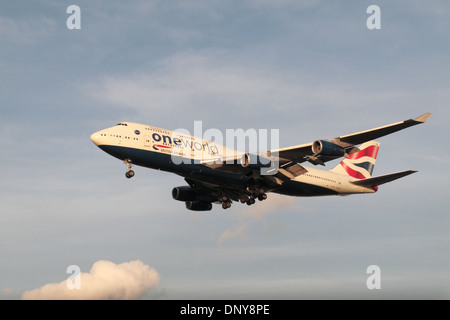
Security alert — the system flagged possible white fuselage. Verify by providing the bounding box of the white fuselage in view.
[91,122,375,197]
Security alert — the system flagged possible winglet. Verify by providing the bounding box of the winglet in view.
[414,112,432,123]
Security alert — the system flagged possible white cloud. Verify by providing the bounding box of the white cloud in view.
[217,193,295,244]
[83,49,408,130]
[217,225,249,244]
[84,51,293,116]
[0,16,56,45]
[21,260,160,300]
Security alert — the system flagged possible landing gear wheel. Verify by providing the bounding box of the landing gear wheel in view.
[239,195,249,203]
[123,159,135,179]
[246,198,256,206]
[257,193,267,201]
[125,170,135,179]
[221,202,232,209]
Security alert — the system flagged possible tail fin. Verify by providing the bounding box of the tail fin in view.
[331,140,380,179]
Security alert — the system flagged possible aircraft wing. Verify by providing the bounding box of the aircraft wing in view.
[201,112,430,181]
[272,112,431,165]
[202,157,308,184]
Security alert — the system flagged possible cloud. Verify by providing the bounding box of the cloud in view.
[240,193,296,220]
[83,51,296,116]
[217,193,295,244]
[21,260,160,300]
[217,225,249,244]
[0,16,56,45]
[81,51,332,112]
[81,48,420,136]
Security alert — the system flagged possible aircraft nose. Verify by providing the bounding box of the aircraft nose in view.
[90,132,101,145]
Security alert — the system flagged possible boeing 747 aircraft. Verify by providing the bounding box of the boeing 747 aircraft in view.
[90,113,431,211]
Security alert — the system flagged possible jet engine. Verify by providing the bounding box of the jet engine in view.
[240,153,272,169]
[312,140,345,157]
[185,201,213,211]
[172,186,198,202]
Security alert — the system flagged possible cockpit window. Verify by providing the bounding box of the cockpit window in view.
[116,123,128,126]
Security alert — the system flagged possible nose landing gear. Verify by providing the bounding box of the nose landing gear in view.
[124,160,135,179]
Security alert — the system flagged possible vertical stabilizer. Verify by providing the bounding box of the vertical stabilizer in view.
[331,140,380,179]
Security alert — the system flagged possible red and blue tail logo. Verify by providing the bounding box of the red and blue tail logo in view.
[331,141,380,179]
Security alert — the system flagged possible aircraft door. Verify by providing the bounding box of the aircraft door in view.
[335,175,342,191]
[145,136,151,147]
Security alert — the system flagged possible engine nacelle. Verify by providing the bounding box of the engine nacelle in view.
[240,153,272,169]
[185,201,213,211]
[312,140,345,157]
[172,186,198,202]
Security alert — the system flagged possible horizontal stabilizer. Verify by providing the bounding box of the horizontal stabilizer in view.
[350,170,417,188]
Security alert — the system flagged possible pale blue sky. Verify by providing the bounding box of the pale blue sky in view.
[1,0,449,299]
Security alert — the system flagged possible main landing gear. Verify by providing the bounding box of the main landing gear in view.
[220,196,232,209]
[240,194,267,206]
[221,202,232,209]
[240,187,267,206]
[124,159,135,179]
[219,189,268,210]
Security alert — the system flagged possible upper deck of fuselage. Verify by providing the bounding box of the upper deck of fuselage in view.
[90,122,183,147]
[91,122,169,144]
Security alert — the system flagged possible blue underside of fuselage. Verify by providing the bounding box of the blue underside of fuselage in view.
[98,145,338,197]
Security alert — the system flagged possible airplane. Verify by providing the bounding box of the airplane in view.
[90,112,431,211]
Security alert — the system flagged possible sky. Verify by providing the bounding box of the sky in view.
[0,0,449,299]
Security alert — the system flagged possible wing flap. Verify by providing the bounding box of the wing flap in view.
[275,163,308,181]
[202,158,307,184]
